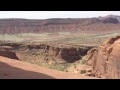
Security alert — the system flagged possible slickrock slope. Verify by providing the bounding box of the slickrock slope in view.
[0,56,98,79]
[87,36,120,79]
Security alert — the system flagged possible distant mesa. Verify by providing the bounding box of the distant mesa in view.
[0,14,119,34]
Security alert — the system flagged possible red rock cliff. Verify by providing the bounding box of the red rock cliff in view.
[87,36,120,79]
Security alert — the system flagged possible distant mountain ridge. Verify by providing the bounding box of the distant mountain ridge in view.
[0,15,120,34]
[98,14,120,22]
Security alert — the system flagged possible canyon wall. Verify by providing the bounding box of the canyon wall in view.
[18,44,93,63]
[0,46,19,60]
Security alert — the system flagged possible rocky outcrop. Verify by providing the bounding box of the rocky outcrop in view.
[87,36,120,79]
[0,46,19,60]
[48,47,92,63]
[86,48,97,65]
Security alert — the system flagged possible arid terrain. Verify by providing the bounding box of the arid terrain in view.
[0,15,120,79]
[0,56,99,79]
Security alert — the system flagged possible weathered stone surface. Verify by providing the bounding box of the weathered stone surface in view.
[0,46,19,60]
[87,36,120,79]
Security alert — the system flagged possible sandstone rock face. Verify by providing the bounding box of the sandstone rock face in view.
[87,36,120,79]
[46,46,92,63]
[0,46,19,60]
[86,48,97,65]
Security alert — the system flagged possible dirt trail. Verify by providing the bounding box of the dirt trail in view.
[0,56,98,79]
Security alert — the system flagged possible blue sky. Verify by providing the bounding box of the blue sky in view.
[0,11,120,19]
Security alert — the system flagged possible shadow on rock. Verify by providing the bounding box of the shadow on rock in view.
[0,61,55,79]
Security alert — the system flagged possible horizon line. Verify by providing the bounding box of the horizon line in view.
[0,14,119,20]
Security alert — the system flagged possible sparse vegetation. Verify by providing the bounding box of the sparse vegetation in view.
[80,70,86,74]
[0,31,120,45]
[24,55,89,72]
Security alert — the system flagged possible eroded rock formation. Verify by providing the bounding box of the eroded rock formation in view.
[18,44,93,63]
[48,47,92,63]
[87,36,120,79]
[0,46,19,60]
[7,43,92,63]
